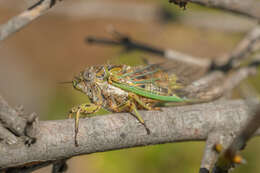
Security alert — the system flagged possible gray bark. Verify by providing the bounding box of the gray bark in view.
[0,99,259,169]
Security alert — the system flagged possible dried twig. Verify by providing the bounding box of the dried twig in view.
[87,34,210,67]
[211,25,260,71]
[173,0,260,21]
[0,0,62,41]
[87,25,260,72]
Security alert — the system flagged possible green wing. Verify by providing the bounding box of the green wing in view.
[111,64,186,102]
[111,81,185,102]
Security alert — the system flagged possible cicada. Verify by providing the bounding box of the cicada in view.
[68,64,188,146]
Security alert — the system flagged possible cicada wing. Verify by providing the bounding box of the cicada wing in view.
[116,64,185,97]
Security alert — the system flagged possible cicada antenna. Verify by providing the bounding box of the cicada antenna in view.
[58,81,72,85]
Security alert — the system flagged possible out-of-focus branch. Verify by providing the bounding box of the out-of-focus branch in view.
[182,65,257,103]
[227,25,260,64]
[87,23,260,73]
[211,25,260,71]
[198,80,260,173]
[87,34,211,67]
[0,99,259,170]
[188,0,260,21]
[213,102,260,172]
[0,0,62,41]
[191,66,258,172]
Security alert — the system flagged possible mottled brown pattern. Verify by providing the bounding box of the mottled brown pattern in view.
[71,64,183,113]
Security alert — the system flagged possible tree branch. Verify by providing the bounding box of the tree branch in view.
[0,96,27,137]
[0,100,259,170]
[87,34,210,68]
[87,23,260,72]
[189,0,260,21]
[211,25,260,71]
[0,0,62,41]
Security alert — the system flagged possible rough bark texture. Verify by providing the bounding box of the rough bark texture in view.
[0,96,27,137]
[0,100,259,169]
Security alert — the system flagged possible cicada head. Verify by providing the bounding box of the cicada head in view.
[71,71,94,98]
[72,66,100,91]
[81,66,106,103]
[72,75,84,91]
[83,66,109,82]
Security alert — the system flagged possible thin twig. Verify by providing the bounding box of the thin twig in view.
[189,0,260,21]
[211,25,260,71]
[87,34,210,67]
[0,0,62,41]
[87,26,260,73]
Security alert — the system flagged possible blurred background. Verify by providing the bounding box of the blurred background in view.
[0,0,260,172]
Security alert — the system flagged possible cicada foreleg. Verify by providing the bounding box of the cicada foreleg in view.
[68,103,101,146]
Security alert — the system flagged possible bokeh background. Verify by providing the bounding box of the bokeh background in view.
[0,0,260,172]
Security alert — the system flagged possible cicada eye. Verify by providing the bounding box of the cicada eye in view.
[83,71,94,81]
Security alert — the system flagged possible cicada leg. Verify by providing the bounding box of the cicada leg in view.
[128,93,161,111]
[130,103,151,135]
[68,103,101,146]
[115,95,151,134]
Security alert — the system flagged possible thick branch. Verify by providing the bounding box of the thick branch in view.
[0,100,259,169]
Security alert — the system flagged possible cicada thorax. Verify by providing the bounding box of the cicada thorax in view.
[97,80,130,112]
[78,64,131,111]
[82,81,105,107]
